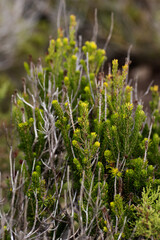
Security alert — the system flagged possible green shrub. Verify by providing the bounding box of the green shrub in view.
[1,14,160,240]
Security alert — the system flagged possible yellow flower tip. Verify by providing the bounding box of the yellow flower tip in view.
[82,46,86,52]
[123,63,128,71]
[91,132,97,138]
[50,39,55,45]
[104,82,108,88]
[70,15,76,26]
[78,117,81,122]
[85,41,90,46]
[71,55,77,61]
[32,171,38,178]
[151,85,159,92]
[72,140,78,146]
[101,49,106,55]
[112,59,118,65]
[82,157,87,164]
[56,38,63,47]
[126,85,132,92]
[3,226,7,230]
[18,123,23,128]
[17,99,22,105]
[70,14,76,22]
[111,167,119,176]
[94,141,100,148]
[64,76,69,82]
[84,86,90,93]
[52,100,58,105]
[63,38,68,45]
[74,128,80,134]
[64,102,68,108]
[57,38,61,43]
[107,74,112,80]
[103,226,108,233]
[126,102,133,111]
[79,101,88,108]
[90,41,97,50]
[29,118,34,124]
[110,201,114,208]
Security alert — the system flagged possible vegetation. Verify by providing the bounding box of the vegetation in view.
[1,14,160,240]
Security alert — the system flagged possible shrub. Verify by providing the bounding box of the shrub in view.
[1,14,160,240]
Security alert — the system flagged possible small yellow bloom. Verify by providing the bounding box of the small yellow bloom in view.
[104,82,108,88]
[111,168,122,177]
[52,100,58,105]
[94,141,100,148]
[18,123,23,128]
[112,59,118,65]
[111,168,119,176]
[70,15,76,22]
[91,132,97,138]
[56,38,62,47]
[123,63,128,71]
[100,49,106,55]
[84,86,90,93]
[126,102,133,111]
[107,74,112,80]
[85,41,90,46]
[63,38,68,45]
[71,55,77,61]
[70,15,76,26]
[64,102,68,108]
[64,76,69,86]
[74,128,80,135]
[50,39,55,46]
[110,201,115,208]
[125,85,132,92]
[79,101,88,108]
[103,226,108,232]
[151,85,159,92]
[90,41,97,50]
[82,46,87,52]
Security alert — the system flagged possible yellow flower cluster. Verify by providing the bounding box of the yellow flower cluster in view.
[112,59,118,65]
[70,15,76,27]
[111,168,122,177]
[104,82,108,88]
[56,38,63,47]
[126,102,133,111]
[91,132,97,138]
[84,86,90,93]
[94,141,100,148]
[122,63,128,72]
[150,85,159,92]
[125,85,132,92]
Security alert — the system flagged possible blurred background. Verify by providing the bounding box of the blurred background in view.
[1,0,160,178]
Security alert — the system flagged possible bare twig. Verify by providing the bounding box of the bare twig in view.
[103,12,114,52]
[92,8,98,43]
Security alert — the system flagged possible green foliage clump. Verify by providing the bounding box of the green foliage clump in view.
[136,185,160,239]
